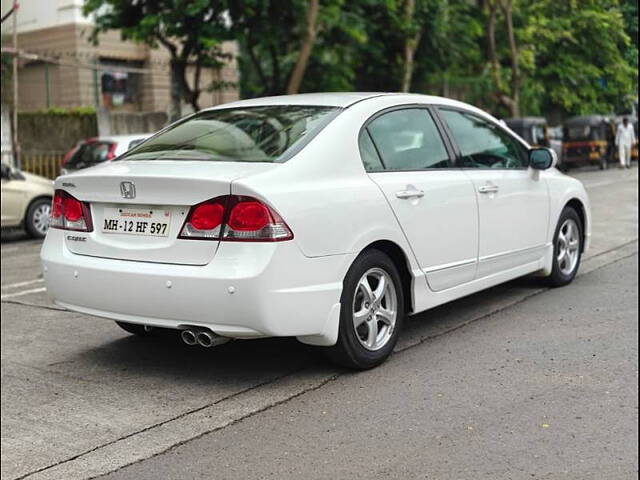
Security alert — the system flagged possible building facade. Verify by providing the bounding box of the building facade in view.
[1,0,240,112]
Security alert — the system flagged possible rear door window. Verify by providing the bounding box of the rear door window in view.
[365,109,451,171]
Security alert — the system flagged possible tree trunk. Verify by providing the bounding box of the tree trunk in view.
[168,59,199,122]
[500,0,520,117]
[486,0,519,117]
[487,2,503,93]
[190,53,203,112]
[169,59,184,122]
[286,0,320,94]
[400,0,422,93]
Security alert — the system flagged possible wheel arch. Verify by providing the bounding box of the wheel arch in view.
[564,198,587,252]
[360,239,414,314]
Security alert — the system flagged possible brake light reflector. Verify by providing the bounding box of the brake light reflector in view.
[178,195,293,242]
[50,190,93,232]
[191,203,224,230]
[228,202,270,231]
[63,196,83,222]
[179,197,227,239]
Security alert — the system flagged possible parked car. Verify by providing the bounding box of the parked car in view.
[562,115,616,170]
[41,93,591,369]
[60,134,153,175]
[1,163,54,238]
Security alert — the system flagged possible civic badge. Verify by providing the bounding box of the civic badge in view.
[120,181,136,199]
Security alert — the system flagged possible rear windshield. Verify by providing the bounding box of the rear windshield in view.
[121,105,341,163]
[67,141,114,168]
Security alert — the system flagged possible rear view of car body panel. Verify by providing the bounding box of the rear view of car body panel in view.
[41,227,354,343]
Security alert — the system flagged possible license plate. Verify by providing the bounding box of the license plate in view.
[102,206,172,237]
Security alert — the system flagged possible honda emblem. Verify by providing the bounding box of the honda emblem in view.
[120,181,136,199]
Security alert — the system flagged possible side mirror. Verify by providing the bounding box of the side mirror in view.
[529,147,556,170]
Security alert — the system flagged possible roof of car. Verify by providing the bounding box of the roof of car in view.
[204,92,482,110]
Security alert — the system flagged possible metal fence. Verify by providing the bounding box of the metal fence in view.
[20,151,64,179]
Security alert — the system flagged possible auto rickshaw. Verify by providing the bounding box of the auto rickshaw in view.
[562,115,616,170]
[504,117,550,147]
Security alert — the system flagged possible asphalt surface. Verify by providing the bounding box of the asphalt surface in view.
[1,167,638,480]
[105,253,639,480]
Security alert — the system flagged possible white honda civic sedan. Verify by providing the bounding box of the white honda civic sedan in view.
[41,93,591,369]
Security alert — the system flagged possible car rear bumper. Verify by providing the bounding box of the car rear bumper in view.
[41,229,353,345]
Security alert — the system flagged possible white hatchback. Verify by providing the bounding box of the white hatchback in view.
[41,93,591,369]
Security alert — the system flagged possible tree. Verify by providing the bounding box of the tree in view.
[231,0,363,97]
[486,0,521,117]
[518,0,636,117]
[287,0,320,93]
[83,0,230,120]
[396,0,430,92]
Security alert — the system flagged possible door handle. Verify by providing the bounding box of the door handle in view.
[478,185,499,194]
[395,189,425,199]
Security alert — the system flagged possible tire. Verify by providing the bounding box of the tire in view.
[115,321,155,336]
[545,207,583,287]
[324,249,405,370]
[24,197,51,239]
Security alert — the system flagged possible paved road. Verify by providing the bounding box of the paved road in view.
[106,253,639,480]
[1,167,637,480]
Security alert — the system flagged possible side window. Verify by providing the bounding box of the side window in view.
[365,109,451,170]
[358,130,385,171]
[440,109,528,169]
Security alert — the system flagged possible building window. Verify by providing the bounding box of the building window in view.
[100,58,142,110]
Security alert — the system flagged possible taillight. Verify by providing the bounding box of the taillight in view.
[178,197,226,239]
[50,190,93,232]
[179,195,293,242]
[223,197,293,241]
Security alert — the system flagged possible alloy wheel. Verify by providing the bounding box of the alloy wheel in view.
[557,218,580,276]
[352,267,398,351]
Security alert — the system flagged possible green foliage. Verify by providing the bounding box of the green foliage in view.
[230,0,365,97]
[84,0,638,120]
[83,0,229,50]
[517,0,637,117]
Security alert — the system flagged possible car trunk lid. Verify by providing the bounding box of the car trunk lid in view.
[57,160,276,265]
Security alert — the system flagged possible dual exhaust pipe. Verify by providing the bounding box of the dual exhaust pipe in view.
[180,327,229,348]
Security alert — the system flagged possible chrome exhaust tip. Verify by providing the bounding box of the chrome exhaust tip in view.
[180,329,198,346]
[196,330,230,348]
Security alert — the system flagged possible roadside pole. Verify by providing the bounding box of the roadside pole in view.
[11,0,20,169]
